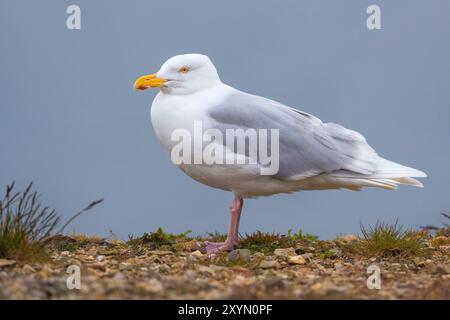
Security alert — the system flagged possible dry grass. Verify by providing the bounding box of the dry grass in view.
[203,231,227,242]
[0,182,103,262]
[287,229,319,242]
[355,221,428,258]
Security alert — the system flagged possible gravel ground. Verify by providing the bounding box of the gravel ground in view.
[0,234,449,299]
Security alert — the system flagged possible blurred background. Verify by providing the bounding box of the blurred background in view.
[0,0,449,239]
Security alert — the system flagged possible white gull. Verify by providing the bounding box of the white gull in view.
[134,54,426,253]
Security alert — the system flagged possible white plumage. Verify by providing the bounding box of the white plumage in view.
[134,53,426,252]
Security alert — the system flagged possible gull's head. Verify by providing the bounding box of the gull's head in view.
[134,54,221,95]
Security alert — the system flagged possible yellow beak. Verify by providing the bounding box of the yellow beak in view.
[134,73,167,90]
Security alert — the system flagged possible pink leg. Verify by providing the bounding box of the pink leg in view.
[205,195,244,254]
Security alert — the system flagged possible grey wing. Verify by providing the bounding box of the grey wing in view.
[206,89,379,180]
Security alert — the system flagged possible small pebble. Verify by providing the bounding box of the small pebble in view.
[259,260,280,269]
[228,249,251,262]
[288,255,307,265]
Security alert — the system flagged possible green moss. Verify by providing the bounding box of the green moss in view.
[237,231,293,253]
[193,231,228,243]
[127,227,192,250]
[317,250,338,260]
[55,241,80,252]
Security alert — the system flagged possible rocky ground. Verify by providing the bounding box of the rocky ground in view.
[0,233,449,299]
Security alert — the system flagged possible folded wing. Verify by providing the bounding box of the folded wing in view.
[207,89,380,180]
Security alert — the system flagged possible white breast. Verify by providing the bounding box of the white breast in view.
[149,85,268,196]
[150,86,223,151]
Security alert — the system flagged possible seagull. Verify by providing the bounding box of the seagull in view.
[134,53,426,253]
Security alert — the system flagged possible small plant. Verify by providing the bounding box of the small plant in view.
[55,241,79,252]
[0,182,103,261]
[287,229,319,242]
[317,249,339,260]
[203,231,227,242]
[193,231,227,243]
[237,231,292,253]
[421,213,450,237]
[127,227,192,249]
[356,221,427,258]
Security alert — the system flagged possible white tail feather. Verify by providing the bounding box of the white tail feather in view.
[328,157,426,190]
[370,158,427,178]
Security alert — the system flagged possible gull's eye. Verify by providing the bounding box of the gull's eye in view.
[179,67,190,74]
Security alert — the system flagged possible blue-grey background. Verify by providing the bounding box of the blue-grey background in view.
[1,1,449,239]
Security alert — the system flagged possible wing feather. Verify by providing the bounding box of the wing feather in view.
[206,89,379,180]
